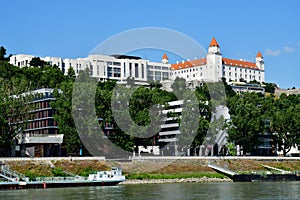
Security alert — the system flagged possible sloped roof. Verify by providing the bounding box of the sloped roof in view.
[171,58,206,70]
[210,37,219,47]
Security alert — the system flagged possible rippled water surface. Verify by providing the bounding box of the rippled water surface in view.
[1,182,300,200]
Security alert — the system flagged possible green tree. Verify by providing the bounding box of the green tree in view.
[67,67,76,82]
[0,78,33,156]
[52,81,80,155]
[226,92,265,155]
[0,46,7,60]
[263,82,277,94]
[29,57,49,68]
[271,94,300,156]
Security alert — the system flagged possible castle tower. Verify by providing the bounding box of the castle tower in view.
[256,51,264,70]
[206,37,222,82]
[161,53,169,64]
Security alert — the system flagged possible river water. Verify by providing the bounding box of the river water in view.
[0,182,300,200]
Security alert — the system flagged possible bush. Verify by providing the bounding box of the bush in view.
[24,170,36,181]
[51,167,68,177]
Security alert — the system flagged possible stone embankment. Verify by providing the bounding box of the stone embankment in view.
[120,177,232,185]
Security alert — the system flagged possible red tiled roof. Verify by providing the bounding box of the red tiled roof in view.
[256,51,263,58]
[171,58,206,70]
[171,57,258,70]
[222,58,258,69]
[162,53,168,60]
[210,37,219,47]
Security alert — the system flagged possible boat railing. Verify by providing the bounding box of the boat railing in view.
[34,176,84,182]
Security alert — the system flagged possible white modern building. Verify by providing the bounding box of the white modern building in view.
[9,54,171,83]
[170,37,265,83]
[159,100,182,156]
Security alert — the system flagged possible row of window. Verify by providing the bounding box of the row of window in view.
[224,72,261,80]
[26,119,57,129]
[25,129,58,136]
[225,66,261,74]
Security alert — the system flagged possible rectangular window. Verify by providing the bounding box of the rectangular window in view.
[162,72,169,80]
[124,63,126,76]
[135,63,139,78]
[113,62,121,66]
[141,64,144,79]
[108,67,113,77]
[129,63,132,77]
[155,71,161,80]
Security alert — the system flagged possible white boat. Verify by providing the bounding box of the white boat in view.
[0,167,126,190]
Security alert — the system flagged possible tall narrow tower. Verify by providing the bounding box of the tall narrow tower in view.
[256,51,264,70]
[206,37,222,82]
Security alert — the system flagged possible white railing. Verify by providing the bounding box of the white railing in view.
[0,157,105,162]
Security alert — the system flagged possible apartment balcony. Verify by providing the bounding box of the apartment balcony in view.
[160,123,179,129]
[158,138,177,143]
[159,130,180,136]
[18,134,64,144]
[162,107,183,115]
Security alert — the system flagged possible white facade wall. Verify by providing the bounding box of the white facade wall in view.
[171,58,265,83]
[222,65,264,83]
[147,61,171,81]
[9,54,34,67]
[9,54,171,82]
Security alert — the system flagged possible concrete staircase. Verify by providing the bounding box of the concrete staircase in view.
[0,162,26,182]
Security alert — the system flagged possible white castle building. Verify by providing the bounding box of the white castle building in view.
[170,37,265,83]
[9,37,264,85]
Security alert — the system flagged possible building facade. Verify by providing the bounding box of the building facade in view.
[170,37,265,84]
[10,54,171,83]
[9,88,63,157]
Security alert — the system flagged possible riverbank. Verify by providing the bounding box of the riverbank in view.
[2,157,300,183]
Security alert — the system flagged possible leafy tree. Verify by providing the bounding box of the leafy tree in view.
[226,92,265,155]
[0,46,6,60]
[263,82,277,94]
[52,81,81,155]
[270,94,300,156]
[0,78,33,156]
[29,57,49,68]
[67,67,76,82]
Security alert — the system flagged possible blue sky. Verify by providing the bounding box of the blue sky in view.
[2,0,300,88]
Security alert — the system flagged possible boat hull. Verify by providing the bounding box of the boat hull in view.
[232,174,300,182]
[0,180,123,190]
